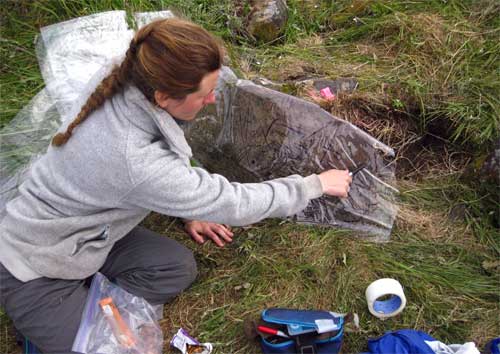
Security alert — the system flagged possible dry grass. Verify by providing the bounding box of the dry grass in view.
[140,194,499,353]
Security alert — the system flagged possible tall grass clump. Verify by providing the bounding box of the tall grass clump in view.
[323,0,499,150]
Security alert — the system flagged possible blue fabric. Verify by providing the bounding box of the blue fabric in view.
[488,338,500,354]
[367,329,436,354]
[24,338,41,354]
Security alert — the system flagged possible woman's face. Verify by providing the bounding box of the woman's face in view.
[155,70,220,121]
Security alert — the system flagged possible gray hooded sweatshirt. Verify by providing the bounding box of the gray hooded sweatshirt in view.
[0,85,323,282]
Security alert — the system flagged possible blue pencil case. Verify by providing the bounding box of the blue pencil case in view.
[259,308,344,354]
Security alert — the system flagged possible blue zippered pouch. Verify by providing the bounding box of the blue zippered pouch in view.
[259,308,344,354]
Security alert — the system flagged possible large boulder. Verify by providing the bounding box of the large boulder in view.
[247,0,288,42]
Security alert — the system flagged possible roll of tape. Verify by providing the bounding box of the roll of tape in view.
[365,278,406,319]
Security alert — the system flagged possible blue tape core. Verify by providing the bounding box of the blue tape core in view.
[373,295,402,314]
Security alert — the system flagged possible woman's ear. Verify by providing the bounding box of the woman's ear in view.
[154,90,170,109]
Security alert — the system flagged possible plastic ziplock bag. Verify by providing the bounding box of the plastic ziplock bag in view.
[72,272,163,354]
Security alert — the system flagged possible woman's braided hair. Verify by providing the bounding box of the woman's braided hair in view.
[51,18,223,146]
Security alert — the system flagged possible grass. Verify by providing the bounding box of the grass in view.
[238,0,500,152]
[141,176,499,352]
[1,0,499,353]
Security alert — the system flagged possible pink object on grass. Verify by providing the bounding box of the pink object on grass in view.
[319,87,336,100]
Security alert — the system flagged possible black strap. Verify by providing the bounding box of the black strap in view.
[294,332,318,354]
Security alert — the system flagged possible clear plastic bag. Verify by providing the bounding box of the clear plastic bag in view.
[0,10,172,216]
[35,11,133,122]
[72,272,163,354]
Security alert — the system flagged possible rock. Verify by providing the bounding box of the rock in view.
[252,77,359,96]
[482,259,500,274]
[311,78,359,94]
[251,77,284,91]
[479,139,500,185]
[295,78,359,95]
[478,139,500,227]
[448,203,468,222]
[247,0,288,43]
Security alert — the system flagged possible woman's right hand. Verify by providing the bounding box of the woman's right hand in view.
[318,169,352,198]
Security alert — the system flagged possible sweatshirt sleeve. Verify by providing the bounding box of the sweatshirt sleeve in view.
[122,152,323,226]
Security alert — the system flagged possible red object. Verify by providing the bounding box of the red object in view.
[257,325,290,338]
[99,297,136,348]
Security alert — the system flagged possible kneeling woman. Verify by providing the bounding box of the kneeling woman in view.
[0,18,352,353]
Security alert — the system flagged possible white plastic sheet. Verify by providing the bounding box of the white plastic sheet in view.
[36,11,133,121]
[0,10,173,213]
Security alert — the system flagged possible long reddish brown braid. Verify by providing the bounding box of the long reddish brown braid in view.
[51,18,223,147]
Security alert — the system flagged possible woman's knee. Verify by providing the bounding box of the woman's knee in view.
[156,245,198,297]
[150,236,198,287]
[176,248,198,289]
[115,244,198,304]
[155,246,198,303]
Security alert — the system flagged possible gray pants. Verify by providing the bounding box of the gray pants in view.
[0,226,197,354]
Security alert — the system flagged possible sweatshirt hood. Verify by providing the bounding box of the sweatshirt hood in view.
[120,84,193,158]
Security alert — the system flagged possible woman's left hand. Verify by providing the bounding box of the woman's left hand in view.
[184,220,234,247]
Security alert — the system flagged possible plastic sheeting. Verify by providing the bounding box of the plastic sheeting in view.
[72,272,163,354]
[36,11,133,121]
[0,10,172,214]
[186,67,398,240]
[0,10,398,240]
[133,10,175,29]
[0,89,60,210]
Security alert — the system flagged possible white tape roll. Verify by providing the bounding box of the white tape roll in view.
[365,278,406,319]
